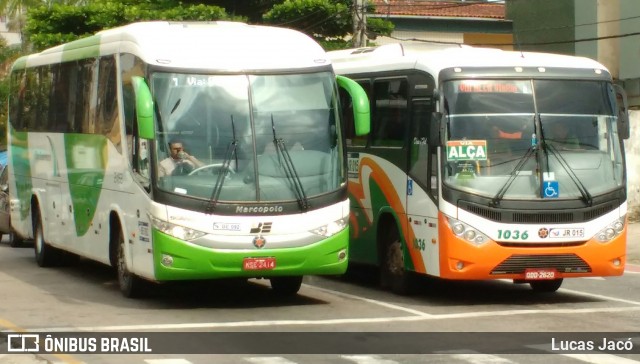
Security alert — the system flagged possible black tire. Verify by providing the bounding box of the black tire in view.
[270,276,303,296]
[115,228,146,298]
[380,228,416,295]
[529,279,563,293]
[9,229,25,248]
[34,212,59,267]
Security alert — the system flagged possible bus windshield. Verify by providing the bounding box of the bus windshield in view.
[152,71,343,203]
[442,79,624,200]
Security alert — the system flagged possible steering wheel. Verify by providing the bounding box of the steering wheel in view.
[188,163,235,176]
[171,162,194,176]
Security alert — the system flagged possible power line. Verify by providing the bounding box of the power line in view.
[386,29,640,47]
[372,2,640,35]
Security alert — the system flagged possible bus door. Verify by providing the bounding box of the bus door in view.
[29,136,65,243]
[406,95,440,276]
[366,77,412,260]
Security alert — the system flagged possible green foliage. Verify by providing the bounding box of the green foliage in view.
[262,0,392,50]
[25,2,242,51]
[263,0,351,41]
[21,0,393,53]
[0,44,21,147]
[0,75,9,147]
[186,1,283,23]
[366,16,394,40]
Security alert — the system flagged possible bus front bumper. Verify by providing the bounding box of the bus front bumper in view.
[152,228,349,281]
[438,214,626,280]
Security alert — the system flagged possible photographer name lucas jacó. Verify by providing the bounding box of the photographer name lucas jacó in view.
[552,336,635,352]
[7,334,152,353]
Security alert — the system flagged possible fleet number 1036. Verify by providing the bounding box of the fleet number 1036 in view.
[497,229,529,240]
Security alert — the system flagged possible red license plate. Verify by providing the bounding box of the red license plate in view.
[524,268,558,280]
[243,257,276,271]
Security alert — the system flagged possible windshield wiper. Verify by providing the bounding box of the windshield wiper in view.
[544,142,593,206]
[205,116,237,213]
[490,145,535,207]
[271,116,309,211]
[537,114,592,206]
[490,114,538,207]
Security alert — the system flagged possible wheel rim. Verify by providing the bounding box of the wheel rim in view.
[117,237,130,288]
[35,225,43,254]
[387,240,404,277]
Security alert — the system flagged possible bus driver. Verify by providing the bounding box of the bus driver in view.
[158,139,204,177]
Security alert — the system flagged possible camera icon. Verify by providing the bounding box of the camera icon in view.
[7,334,40,352]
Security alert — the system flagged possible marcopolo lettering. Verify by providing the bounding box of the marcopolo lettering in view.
[236,205,284,214]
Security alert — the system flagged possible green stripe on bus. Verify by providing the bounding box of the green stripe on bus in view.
[10,128,32,221]
[64,134,107,237]
[11,56,28,71]
[61,35,101,62]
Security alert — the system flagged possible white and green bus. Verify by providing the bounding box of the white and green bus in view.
[7,21,370,297]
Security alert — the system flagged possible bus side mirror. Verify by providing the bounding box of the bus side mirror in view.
[428,112,442,146]
[336,75,370,136]
[132,76,155,140]
[613,84,630,140]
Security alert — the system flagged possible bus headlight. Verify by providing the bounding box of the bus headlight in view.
[311,217,348,237]
[151,217,206,241]
[447,216,489,245]
[595,216,625,243]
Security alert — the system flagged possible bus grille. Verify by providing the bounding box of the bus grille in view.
[490,254,591,275]
[458,200,618,224]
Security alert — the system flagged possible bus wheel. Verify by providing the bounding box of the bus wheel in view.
[270,276,303,296]
[34,212,58,267]
[116,228,146,298]
[380,233,416,295]
[9,229,25,248]
[529,279,563,293]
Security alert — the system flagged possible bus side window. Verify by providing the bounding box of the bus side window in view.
[9,71,24,131]
[97,56,121,152]
[120,53,148,184]
[372,78,408,147]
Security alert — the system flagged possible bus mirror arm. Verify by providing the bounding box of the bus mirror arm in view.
[428,112,442,146]
[336,75,370,136]
[132,76,155,140]
[613,84,630,140]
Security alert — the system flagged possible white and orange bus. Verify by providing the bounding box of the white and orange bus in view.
[330,43,630,293]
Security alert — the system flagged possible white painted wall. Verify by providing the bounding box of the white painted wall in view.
[0,17,20,45]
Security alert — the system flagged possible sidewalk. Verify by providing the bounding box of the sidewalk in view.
[628,220,640,265]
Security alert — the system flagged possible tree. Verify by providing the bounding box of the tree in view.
[180,0,283,23]
[263,0,393,50]
[24,2,242,50]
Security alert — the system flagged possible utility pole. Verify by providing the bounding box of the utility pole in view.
[352,0,367,48]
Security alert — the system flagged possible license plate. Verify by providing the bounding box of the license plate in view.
[243,257,276,271]
[549,228,584,238]
[524,268,558,280]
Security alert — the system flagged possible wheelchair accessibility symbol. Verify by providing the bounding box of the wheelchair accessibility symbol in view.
[543,181,559,198]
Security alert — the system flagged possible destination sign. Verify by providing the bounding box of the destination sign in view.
[446,140,487,161]
[457,81,528,93]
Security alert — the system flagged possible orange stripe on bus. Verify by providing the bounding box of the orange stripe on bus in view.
[359,158,426,274]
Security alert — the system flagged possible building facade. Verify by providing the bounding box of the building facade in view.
[368,0,513,49]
